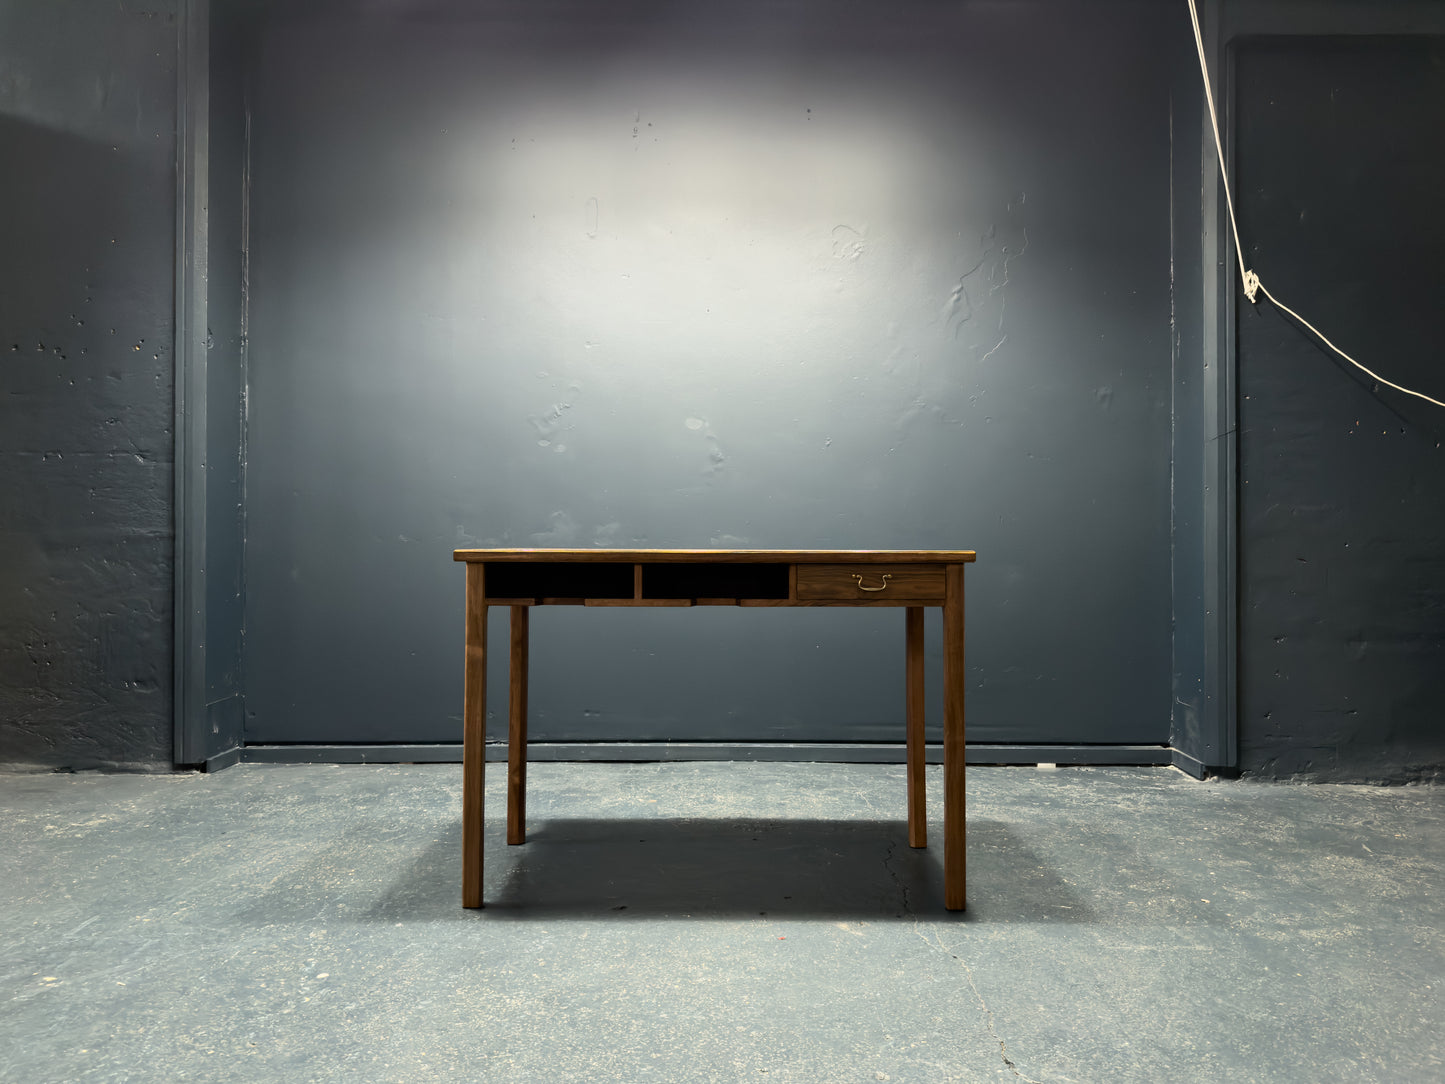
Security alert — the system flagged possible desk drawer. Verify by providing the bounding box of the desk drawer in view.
[795,565,944,601]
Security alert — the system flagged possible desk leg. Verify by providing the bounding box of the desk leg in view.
[905,606,926,848]
[507,606,529,845]
[943,563,967,911]
[462,565,487,909]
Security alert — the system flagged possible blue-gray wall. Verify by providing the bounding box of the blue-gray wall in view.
[1233,32,1445,783]
[240,0,1175,749]
[3,0,1443,782]
[0,0,179,769]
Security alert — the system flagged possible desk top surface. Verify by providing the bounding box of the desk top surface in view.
[453,548,976,564]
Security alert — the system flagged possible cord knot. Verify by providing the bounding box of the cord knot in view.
[1242,269,1261,303]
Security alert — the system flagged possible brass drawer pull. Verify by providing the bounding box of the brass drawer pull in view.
[795,565,942,601]
[851,573,892,592]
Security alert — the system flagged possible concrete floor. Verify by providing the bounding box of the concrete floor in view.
[1,762,1441,1083]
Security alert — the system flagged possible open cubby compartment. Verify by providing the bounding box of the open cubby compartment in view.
[484,561,634,599]
[640,563,790,600]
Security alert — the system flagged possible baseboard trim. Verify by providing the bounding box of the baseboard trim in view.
[203,746,242,772]
[1171,748,1208,779]
[1171,748,1239,780]
[239,742,1172,766]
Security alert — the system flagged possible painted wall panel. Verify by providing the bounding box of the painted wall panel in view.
[202,2,250,755]
[1169,30,1210,769]
[239,0,1176,748]
[1235,36,1445,781]
[0,0,179,768]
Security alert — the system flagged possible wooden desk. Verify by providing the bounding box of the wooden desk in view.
[451,548,976,911]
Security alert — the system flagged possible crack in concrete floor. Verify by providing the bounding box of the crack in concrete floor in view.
[918,925,1044,1083]
[881,838,915,918]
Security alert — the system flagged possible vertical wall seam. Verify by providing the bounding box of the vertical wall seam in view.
[1168,87,1180,747]
[172,0,192,765]
[237,72,253,747]
[173,0,210,767]
[1221,26,1240,769]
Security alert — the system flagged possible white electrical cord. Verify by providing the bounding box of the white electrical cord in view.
[1185,0,1445,410]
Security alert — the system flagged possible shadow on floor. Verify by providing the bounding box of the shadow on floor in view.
[346,817,1097,924]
